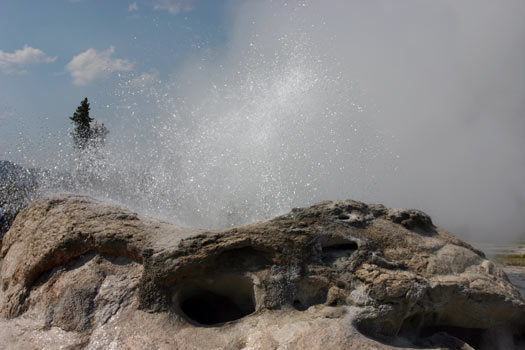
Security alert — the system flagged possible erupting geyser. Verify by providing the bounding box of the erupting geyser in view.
[36,32,387,229]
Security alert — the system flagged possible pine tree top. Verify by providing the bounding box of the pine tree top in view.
[70,97,93,126]
[69,97,108,151]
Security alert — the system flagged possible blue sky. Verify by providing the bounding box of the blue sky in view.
[0,0,230,143]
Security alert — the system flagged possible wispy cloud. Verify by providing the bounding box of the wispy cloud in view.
[0,45,57,74]
[128,2,138,11]
[66,46,134,86]
[153,0,196,15]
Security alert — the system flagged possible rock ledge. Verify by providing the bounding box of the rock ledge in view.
[1,195,524,349]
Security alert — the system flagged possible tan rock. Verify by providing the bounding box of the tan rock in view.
[0,195,524,349]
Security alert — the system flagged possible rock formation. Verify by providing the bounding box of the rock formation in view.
[0,195,524,349]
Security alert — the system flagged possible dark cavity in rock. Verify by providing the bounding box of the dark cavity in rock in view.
[177,275,255,326]
[396,312,522,350]
[321,237,358,265]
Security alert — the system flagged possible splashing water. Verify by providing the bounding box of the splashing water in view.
[35,33,387,229]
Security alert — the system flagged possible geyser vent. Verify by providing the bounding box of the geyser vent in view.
[177,275,256,326]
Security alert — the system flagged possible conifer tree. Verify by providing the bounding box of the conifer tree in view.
[70,98,93,150]
[70,98,108,150]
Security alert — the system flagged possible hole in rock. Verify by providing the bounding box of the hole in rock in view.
[292,278,328,311]
[293,299,306,311]
[321,240,358,265]
[355,312,515,349]
[177,275,255,326]
[418,325,485,349]
[398,313,488,349]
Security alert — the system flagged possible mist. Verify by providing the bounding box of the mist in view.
[7,0,525,243]
[201,0,525,242]
[293,0,525,243]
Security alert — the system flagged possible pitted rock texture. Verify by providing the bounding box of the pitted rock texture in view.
[0,195,524,350]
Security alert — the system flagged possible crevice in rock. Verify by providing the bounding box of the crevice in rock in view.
[33,253,97,288]
[33,253,134,289]
[354,312,488,348]
[292,277,329,311]
[397,313,486,348]
[356,307,525,350]
[175,275,256,326]
[418,325,485,348]
[321,238,358,265]
[396,313,522,350]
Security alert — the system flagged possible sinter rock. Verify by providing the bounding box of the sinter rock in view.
[0,195,524,349]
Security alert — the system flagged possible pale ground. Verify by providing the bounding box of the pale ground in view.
[473,241,525,300]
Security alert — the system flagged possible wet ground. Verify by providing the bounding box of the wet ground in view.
[473,241,525,300]
[504,266,525,300]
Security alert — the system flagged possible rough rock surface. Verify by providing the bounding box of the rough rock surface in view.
[0,195,524,349]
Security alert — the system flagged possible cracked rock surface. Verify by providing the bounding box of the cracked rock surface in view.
[0,195,524,349]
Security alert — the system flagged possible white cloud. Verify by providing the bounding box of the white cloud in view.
[0,45,57,74]
[128,2,138,11]
[66,46,134,86]
[153,0,196,14]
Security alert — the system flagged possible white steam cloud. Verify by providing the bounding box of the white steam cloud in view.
[256,0,525,242]
[35,0,525,243]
